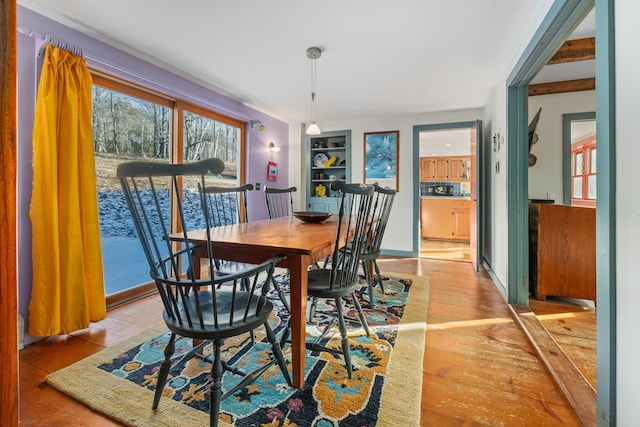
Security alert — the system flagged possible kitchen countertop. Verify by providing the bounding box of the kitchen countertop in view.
[421,196,470,200]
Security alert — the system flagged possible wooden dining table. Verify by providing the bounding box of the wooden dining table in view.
[185,215,341,389]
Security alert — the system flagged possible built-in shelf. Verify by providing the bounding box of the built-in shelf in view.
[306,130,351,213]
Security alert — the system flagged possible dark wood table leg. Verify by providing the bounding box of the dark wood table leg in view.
[288,253,309,389]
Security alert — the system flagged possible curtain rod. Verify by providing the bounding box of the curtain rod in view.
[18,26,83,57]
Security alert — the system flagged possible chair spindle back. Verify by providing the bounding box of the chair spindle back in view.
[327,181,375,290]
[200,183,254,226]
[117,159,277,334]
[264,186,297,219]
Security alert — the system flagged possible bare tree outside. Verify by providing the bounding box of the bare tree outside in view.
[183,109,239,181]
[92,82,242,296]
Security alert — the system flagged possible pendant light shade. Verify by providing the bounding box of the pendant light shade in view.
[305,47,322,136]
[306,122,321,135]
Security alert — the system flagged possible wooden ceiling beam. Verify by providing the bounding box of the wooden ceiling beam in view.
[529,38,596,96]
[548,37,595,64]
[529,77,595,96]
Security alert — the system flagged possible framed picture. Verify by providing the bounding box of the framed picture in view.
[267,161,278,182]
[364,130,399,191]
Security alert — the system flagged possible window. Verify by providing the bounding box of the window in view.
[182,104,244,185]
[571,136,596,208]
[91,74,245,302]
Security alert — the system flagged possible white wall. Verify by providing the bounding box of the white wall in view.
[287,124,305,212]
[528,91,596,201]
[481,0,556,296]
[614,0,640,422]
[285,0,555,287]
[289,109,483,255]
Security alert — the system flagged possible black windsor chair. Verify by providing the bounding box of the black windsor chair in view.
[341,184,396,306]
[264,186,297,219]
[117,159,291,427]
[200,183,291,315]
[263,186,298,314]
[288,181,376,378]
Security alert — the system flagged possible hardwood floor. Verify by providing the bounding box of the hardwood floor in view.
[19,258,582,426]
[420,239,470,262]
[529,297,597,389]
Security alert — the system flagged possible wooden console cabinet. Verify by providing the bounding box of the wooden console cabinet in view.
[529,203,596,301]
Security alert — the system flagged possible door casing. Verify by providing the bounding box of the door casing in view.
[505,0,614,423]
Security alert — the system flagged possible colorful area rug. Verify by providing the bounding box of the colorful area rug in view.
[46,272,429,426]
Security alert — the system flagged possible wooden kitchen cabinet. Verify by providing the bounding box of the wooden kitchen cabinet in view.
[448,157,464,180]
[420,157,447,181]
[452,200,470,240]
[434,158,449,180]
[447,156,471,181]
[420,156,471,182]
[421,198,470,241]
[420,157,436,181]
[421,198,453,239]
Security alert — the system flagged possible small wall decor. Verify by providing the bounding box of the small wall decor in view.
[267,161,278,182]
[528,107,542,167]
[492,132,502,153]
[364,130,399,191]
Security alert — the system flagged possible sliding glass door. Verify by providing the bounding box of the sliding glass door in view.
[91,74,244,303]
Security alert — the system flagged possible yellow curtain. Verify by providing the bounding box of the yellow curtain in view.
[28,45,106,336]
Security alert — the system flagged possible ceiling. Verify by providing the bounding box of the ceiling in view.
[418,9,595,157]
[420,128,473,157]
[14,1,574,124]
[18,1,594,142]
[530,9,595,85]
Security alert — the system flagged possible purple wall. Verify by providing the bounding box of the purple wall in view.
[17,6,290,344]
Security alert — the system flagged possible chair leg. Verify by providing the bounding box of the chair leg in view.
[209,339,224,427]
[361,259,375,307]
[352,292,370,337]
[241,277,250,291]
[271,276,291,314]
[372,259,385,294]
[221,323,293,401]
[335,298,353,379]
[279,318,291,349]
[264,322,293,386]
[153,332,176,410]
[308,297,318,322]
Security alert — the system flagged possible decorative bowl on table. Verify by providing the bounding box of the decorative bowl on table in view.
[293,211,332,223]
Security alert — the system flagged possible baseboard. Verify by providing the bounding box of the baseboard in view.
[380,249,415,258]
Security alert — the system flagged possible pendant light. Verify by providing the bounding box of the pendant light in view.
[305,47,322,135]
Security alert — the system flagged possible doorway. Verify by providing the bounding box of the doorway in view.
[505,0,614,422]
[418,128,471,262]
[413,122,480,268]
[523,3,598,405]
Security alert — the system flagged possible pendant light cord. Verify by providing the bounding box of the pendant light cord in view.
[310,56,317,123]
[305,47,322,135]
